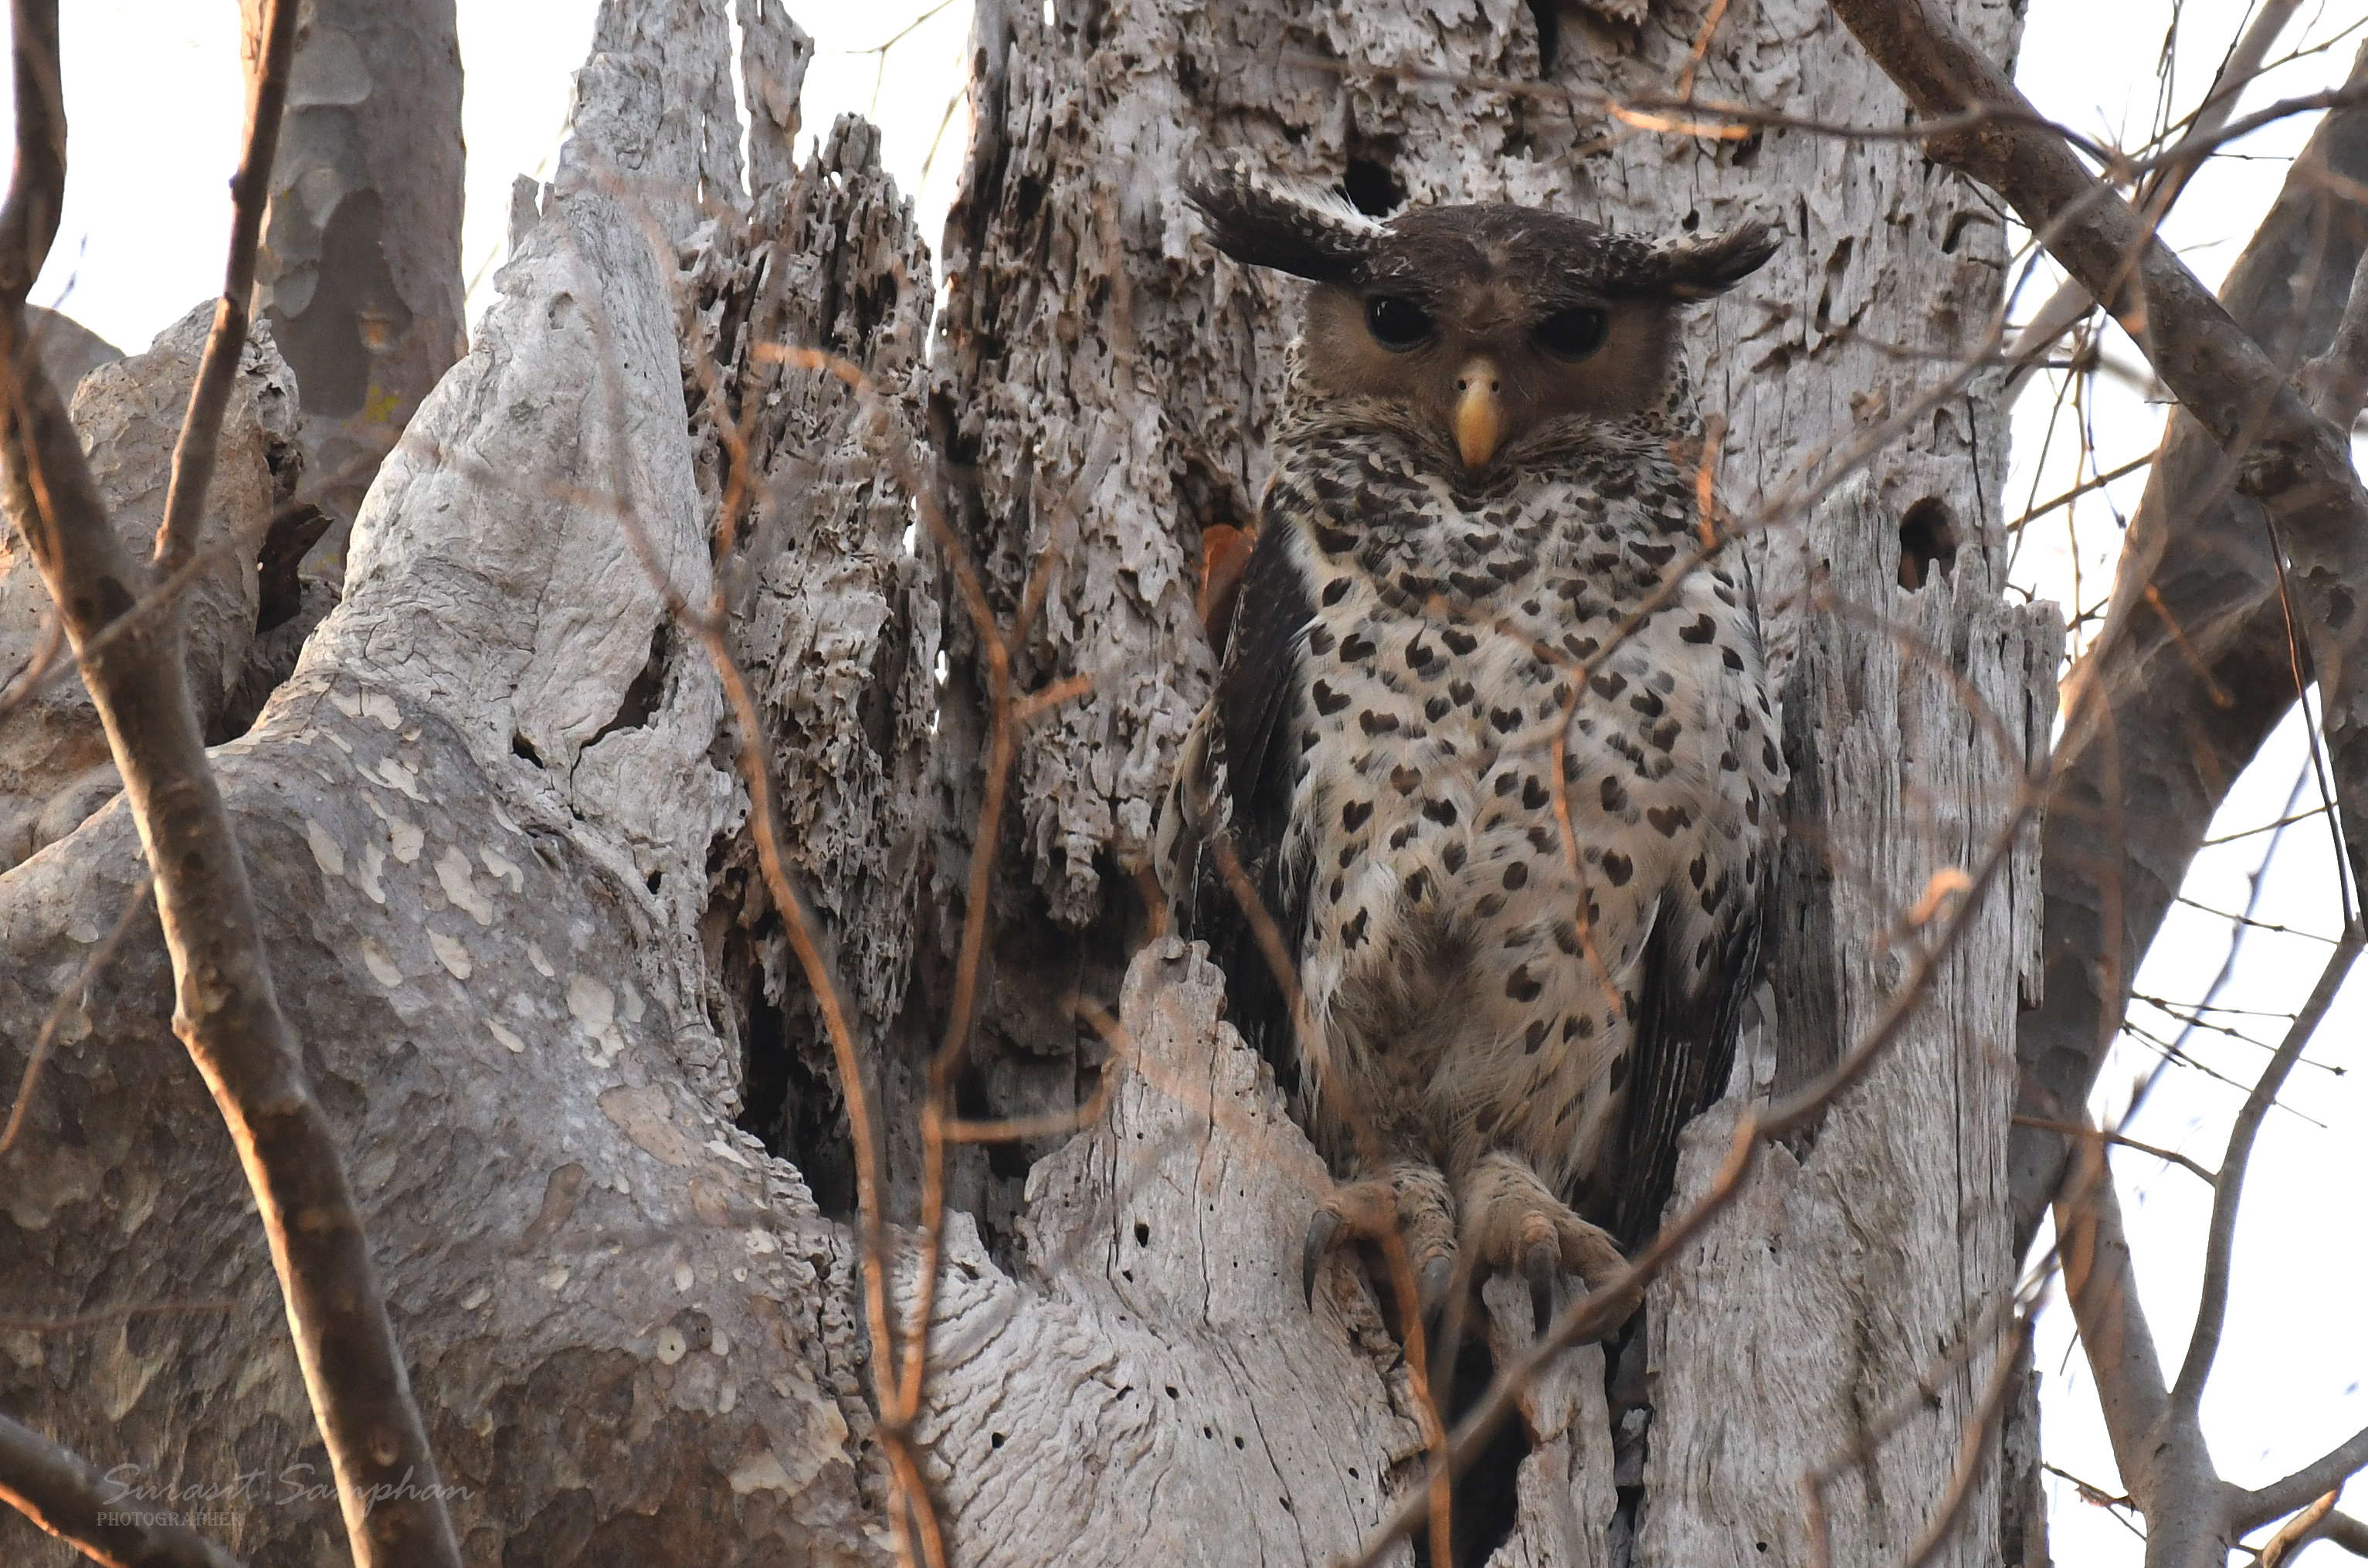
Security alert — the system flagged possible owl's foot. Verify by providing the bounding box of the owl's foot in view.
[1302,1159,1457,1319]
[1458,1152,1631,1336]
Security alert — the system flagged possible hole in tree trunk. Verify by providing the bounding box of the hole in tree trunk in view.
[733,946,859,1220]
[1898,497,1959,591]
[1524,0,1559,73]
[1342,158,1403,219]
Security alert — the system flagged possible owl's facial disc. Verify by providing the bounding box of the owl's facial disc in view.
[1300,274,1679,479]
[1454,359,1503,474]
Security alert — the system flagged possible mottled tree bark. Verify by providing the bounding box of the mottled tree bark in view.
[243,0,465,567]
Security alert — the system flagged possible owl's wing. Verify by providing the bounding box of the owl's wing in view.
[1608,873,1766,1252]
[1162,518,1315,1090]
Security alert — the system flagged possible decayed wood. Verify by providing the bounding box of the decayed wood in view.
[682,98,945,1223]
[911,938,1430,1567]
[1647,477,2058,1568]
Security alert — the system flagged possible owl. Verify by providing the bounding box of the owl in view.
[1155,155,1784,1334]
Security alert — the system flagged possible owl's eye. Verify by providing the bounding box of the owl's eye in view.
[1363,296,1433,351]
[1535,306,1610,359]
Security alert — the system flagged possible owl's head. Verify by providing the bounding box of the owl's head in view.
[1185,154,1777,477]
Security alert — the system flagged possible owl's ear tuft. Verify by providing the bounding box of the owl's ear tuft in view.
[1182,152,1381,284]
[1650,220,1780,301]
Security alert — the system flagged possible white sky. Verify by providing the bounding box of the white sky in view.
[5,2,2363,1563]
[2008,3,2368,1563]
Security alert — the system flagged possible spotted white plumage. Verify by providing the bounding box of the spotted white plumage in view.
[1155,158,1782,1329]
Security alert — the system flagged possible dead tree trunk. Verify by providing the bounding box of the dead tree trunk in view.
[0,0,2055,1564]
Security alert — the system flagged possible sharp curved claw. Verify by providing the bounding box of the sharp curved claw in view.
[1304,1209,1342,1310]
[1525,1239,1559,1337]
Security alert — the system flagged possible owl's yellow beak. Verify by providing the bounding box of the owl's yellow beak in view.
[1454,359,1503,474]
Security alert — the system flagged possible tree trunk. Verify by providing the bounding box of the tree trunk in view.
[245,0,466,569]
[0,0,2058,1564]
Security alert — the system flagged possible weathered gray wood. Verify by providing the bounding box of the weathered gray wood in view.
[915,938,1424,1566]
[1647,477,2058,1568]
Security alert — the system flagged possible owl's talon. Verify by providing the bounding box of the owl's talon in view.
[1303,1209,1343,1309]
[1525,1238,1559,1337]
[1302,1163,1457,1321]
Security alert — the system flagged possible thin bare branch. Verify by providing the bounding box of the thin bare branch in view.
[2000,0,2303,399]
[0,1411,245,1568]
[0,873,150,1159]
[2244,1434,2368,1536]
[2009,1115,2215,1186]
[0,5,462,1563]
[152,0,294,572]
[2175,927,2363,1410]
[2007,451,2154,534]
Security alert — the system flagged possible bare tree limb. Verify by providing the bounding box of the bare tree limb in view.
[0,4,460,1565]
[0,1410,246,1568]
[2260,1489,2342,1568]
[2174,928,2363,1410]
[1830,3,2368,905]
[2052,1132,2175,1508]
[1974,29,2368,1251]
[2319,1510,2368,1556]
[2299,242,2368,427]
[2244,1435,2368,1535]
[2000,0,2304,402]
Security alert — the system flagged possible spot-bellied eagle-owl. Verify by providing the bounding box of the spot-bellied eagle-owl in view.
[1153,155,1784,1333]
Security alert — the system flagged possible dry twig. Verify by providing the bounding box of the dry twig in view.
[0,4,462,1563]
[0,1413,245,1568]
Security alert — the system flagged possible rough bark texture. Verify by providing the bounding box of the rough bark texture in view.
[246,0,466,562]
[2,0,2062,1564]
[921,0,2027,1257]
[0,306,298,869]
[1648,477,2058,1567]
[923,0,2053,1561]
